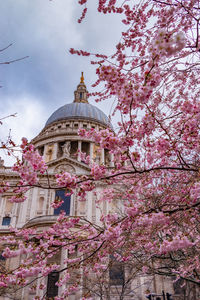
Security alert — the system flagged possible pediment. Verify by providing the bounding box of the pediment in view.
[46,156,90,175]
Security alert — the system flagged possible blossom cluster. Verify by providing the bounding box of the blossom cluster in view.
[78,181,94,201]
[12,138,47,186]
[149,29,186,58]
[160,236,194,254]
[0,181,10,193]
[0,0,200,296]
[55,172,77,188]
[69,48,90,56]
[90,163,106,179]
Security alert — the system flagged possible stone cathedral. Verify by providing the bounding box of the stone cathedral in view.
[0,74,188,300]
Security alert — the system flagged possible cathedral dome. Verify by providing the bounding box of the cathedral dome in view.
[45,102,110,127]
[45,73,111,128]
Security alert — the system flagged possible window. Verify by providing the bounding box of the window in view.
[38,146,44,156]
[0,252,5,261]
[80,92,83,99]
[2,216,11,226]
[47,271,59,298]
[54,190,71,215]
[70,141,78,156]
[109,256,124,286]
[58,141,65,158]
[173,278,186,295]
[81,142,90,156]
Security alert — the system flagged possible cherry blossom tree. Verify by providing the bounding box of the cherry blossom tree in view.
[0,0,200,299]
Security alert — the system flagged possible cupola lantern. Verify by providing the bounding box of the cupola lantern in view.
[74,72,88,103]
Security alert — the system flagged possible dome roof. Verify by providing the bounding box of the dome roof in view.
[45,102,110,127]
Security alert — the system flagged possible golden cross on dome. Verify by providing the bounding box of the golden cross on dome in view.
[80,72,84,83]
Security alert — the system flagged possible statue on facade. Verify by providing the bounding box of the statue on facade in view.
[62,141,71,156]
[46,145,54,162]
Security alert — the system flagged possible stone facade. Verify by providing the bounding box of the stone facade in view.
[0,76,194,299]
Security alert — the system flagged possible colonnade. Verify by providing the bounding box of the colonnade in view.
[43,140,114,166]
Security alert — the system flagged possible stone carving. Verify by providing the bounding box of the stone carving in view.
[46,144,54,162]
[62,141,71,156]
[54,164,75,174]
[93,144,101,164]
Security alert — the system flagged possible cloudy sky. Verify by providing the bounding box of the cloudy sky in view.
[0,0,124,165]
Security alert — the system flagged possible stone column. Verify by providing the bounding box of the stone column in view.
[90,142,94,163]
[11,203,17,227]
[44,189,48,215]
[0,197,5,226]
[110,153,114,167]
[30,187,38,219]
[70,194,74,216]
[78,200,86,216]
[59,248,68,295]
[17,195,28,227]
[0,196,4,216]
[52,142,58,160]
[86,191,92,222]
[44,144,49,162]
[78,140,82,161]
[48,190,55,215]
[101,149,105,164]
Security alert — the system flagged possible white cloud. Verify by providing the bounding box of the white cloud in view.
[0,95,47,166]
[0,0,125,166]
